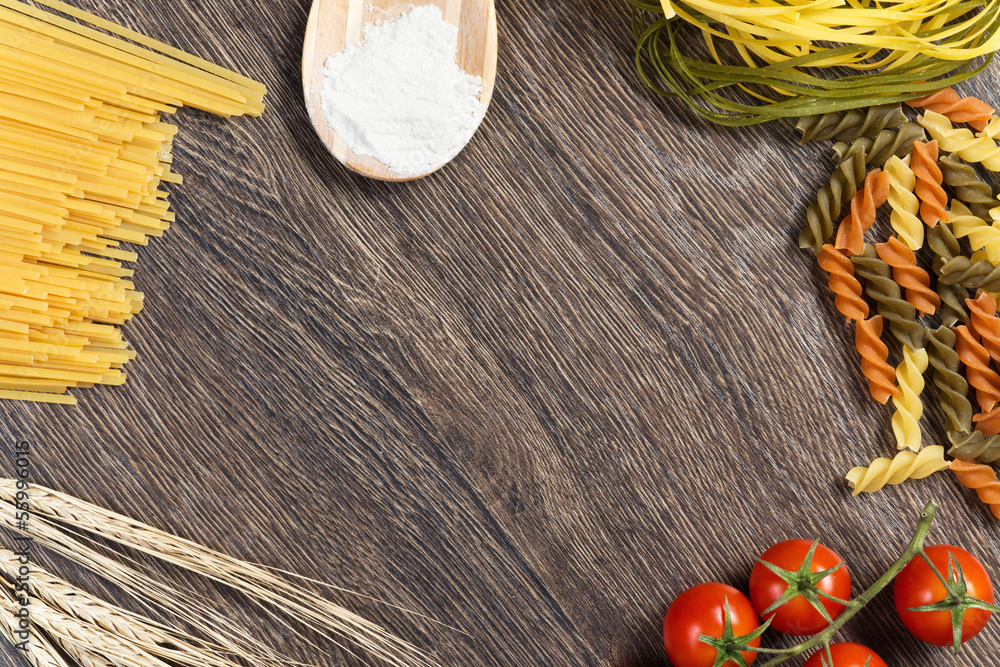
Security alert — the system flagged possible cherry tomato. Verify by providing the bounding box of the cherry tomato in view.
[802,642,887,667]
[748,539,851,635]
[894,544,995,646]
[662,582,759,667]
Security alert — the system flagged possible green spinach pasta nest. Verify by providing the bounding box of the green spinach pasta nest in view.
[626,0,1000,125]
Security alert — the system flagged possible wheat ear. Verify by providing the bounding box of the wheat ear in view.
[0,588,160,667]
[0,480,438,667]
[0,511,289,667]
[0,586,73,667]
[0,550,264,667]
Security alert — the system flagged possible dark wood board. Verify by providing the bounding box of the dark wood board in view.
[2,0,1000,665]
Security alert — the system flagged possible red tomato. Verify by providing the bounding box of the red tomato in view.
[894,544,995,646]
[802,642,887,667]
[663,583,760,667]
[748,539,851,635]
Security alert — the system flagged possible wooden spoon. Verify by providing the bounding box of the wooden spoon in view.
[302,0,497,182]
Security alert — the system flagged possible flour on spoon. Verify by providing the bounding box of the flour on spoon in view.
[320,5,486,177]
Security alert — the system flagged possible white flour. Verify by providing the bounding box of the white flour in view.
[320,5,486,177]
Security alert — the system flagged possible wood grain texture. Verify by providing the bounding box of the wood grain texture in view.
[302,0,497,181]
[2,1,1000,665]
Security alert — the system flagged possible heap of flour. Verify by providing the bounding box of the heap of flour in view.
[320,6,486,177]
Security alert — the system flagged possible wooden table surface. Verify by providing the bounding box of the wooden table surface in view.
[3,1,1000,665]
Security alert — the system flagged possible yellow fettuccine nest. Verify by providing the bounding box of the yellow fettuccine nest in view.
[632,0,1000,124]
[659,0,1000,70]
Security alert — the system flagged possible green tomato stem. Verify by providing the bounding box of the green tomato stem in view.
[751,501,939,666]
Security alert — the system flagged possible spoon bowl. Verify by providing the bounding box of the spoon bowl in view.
[302,0,497,182]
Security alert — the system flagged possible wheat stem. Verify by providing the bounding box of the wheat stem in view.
[0,479,439,667]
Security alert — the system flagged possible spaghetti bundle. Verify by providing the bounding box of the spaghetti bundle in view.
[0,0,265,405]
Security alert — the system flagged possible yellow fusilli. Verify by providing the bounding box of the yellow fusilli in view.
[886,155,923,250]
[990,197,1000,223]
[919,110,1000,171]
[846,445,950,495]
[950,201,1000,264]
[979,115,1000,140]
[891,346,929,452]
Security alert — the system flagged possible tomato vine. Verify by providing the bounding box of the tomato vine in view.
[664,501,1000,666]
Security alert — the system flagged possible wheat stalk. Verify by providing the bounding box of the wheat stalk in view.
[0,575,169,667]
[31,604,168,667]
[0,512,288,666]
[0,568,274,667]
[6,515,383,665]
[0,479,439,667]
[0,550,263,667]
[0,586,72,667]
